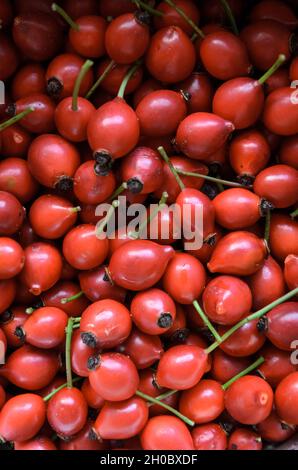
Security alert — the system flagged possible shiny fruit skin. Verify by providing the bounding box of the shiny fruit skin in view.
[218,319,266,357]
[208,231,267,276]
[213,189,261,230]
[94,397,149,440]
[0,191,25,236]
[0,157,39,204]
[265,302,298,351]
[225,376,274,425]
[146,26,196,83]
[88,353,139,401]
[176,112,234,159]
[109,241,174,291]
[253,165,298,208]
[47,388,88,438]
[63,224,109,271]
[248,256,285,310]
[0,238,24,280]
[80,299,132,349]
[118,329,163,370]
[156,345,208,390]
[27,134,80,189]
[0,394,46,442]
[105,13,150,64]
[131,288,176,336]
[87,98,140,160]
[141,416,194,450]
[179,379,225,424]
[162,253,206,305]
[73,161,116,204]
[275,372,298,425]
[20,242,63,296]
[203,275,252,326]
[270,214,298,261]
[199,30,252,80]
[192,423,227,450]
[29,195,79,239]
[284,255,298,290]
[21,307,68,349]
[213,78,264,130]
[263,87,298,136]
[0,345,60,390]
[229,129,270,177]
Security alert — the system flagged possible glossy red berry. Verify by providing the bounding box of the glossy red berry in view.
[176,112,234,159]
[131,288,176,335]
[69,16,107,58]
[16,307,68,349]
[225,376,274,425]
[88,352,139,401]
[118,329,163,370]
[105,12,150,64]
[73,161,116,204]
[94,397,149,440]
[0,191,25,236]
[228,428,262,450]
[179,379,225,424]
[162,253,206,304]
[141,416,194,450]
[0,238,24,280]
[208,231,267,276]
[63,224,109,270]
[275,372,298,425]
[192,423,227,450]
[47,388,88,438]
[0,394,46,442]
[253,165,298,208]
[156,345,208,390]
[80,299,132,349]
[109,240,174,291]
[248,256,285,310]
[0,158,39,204]
[20,242,63,296]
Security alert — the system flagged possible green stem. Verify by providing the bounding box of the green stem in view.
[72,60,94,111]
[222,357,265,391]
[25,307,35,314]
[164,0,205,38]
[117,61,142,99]
[193,300,222,343]
[109,182,128,201]
[206,288,298,354]
[85,59,115,99]
[131,191,168,239]
[219,0,239,35]
[61,291,84,305]
[158,146,185,191]
[290,208,298,218]
[65,317,75,388]
[176,169,245,188]
[258,54,286,85]
[51,3,79,30]
[135,390,194,426]
[43,377,81,402]
[131,0,163,16]
[148,389,178,408]
[95,200,119,237]
[0,108,34,132]
[264,209,271,246]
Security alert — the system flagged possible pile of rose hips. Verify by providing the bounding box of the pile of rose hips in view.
[0,0,298,452]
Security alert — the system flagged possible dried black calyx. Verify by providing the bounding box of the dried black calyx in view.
[81,332,98,349]
[135,10,151,26]
[170,328,190,344]
[0,310,13,324]
[157,313,173,329]
[47,77,63,99]
[257,316,268,332]
[236,174,254,187]
[55,176,74,192]
[14,326,25,341]
[5,103,16,117]
[94,152,113,176]
[260,199,275,216]
[201,182,219,200]
[87,354,101,371]
[204,233,217,247]
[127,177,144,194]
